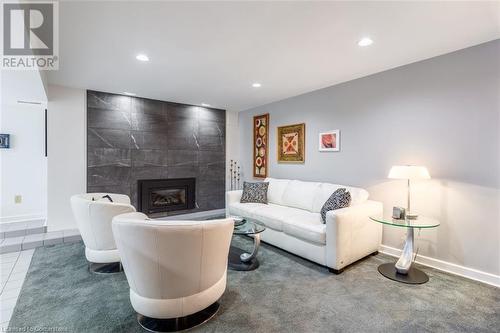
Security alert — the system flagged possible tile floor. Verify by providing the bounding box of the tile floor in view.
[0,229,81,254]
[0,249,35,329]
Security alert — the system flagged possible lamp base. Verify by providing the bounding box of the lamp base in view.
[406,213,419,220]
[378,263,429,284]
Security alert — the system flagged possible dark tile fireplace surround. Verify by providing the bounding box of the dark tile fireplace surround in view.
[86,90,226,216]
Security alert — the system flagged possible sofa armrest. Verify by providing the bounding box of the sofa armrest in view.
[226,190,242,205]
[325,200,383,270]
[225,190,243,216]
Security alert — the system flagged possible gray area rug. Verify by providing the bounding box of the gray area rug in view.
[9,237,500,332]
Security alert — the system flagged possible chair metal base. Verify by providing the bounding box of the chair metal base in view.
[88,262,122,274]
[137,302,220,332]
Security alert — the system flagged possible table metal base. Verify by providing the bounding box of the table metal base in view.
[228,246,260,271]
[229,232,261,271]
[378,263,429,284]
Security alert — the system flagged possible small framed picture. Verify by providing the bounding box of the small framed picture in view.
[0,134,10,148]
[318,130,340,152]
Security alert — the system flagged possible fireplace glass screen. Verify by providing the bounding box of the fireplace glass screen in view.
[150,188,186,208]
[138,178,195,214]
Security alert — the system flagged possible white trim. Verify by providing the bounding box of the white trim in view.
[156,209,226,221]
[380,244,500,288]
[0,214,45,222]
[0,214,46,226]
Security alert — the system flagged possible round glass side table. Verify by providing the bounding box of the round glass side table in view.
[370,215,440,284]
[228,220,266,271]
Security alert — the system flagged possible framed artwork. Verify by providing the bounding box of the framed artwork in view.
[319,130,340,152]
[277,123,305,163]
[253,113,269,178]
[0,134,10,148]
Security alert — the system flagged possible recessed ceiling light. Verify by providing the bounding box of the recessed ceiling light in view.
[123,92,136,96]
[201,103,211,107]
[136,54,149,62]
[252,82,262,88]
[358,37,373,47]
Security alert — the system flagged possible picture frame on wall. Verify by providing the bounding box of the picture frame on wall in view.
[319,130,340,152]
[277,123,305,163]
[253,113,269,178]
[0,134,10,148]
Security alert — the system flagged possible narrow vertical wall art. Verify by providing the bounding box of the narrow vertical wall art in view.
[253,113,269,178]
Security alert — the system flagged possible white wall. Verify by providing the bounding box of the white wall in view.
[47,85,239,230]
[237,41,500,281]
[47,85,86,231]
[0,101,47,220]
[226,110,240,190]
[0,69,48,223]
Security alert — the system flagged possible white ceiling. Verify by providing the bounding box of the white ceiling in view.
[48,1,500,111]
[1,70,48,106]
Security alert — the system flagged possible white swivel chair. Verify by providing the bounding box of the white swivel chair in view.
[70,193,136,273]
[112,212,234,332]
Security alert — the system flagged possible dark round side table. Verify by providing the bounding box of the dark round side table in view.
[228,219,266,271]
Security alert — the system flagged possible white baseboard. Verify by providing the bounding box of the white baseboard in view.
[379,245,500,288]
[157,209,226,221]
[0,214,46,224]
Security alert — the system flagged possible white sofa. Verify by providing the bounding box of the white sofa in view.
[112,212,234,331]
[226,178,383,273]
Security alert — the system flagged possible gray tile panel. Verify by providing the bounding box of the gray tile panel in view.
[63,229,82,243]
[87,147,131,168]
[43,232,64,246]
[0,237,24,254]
[22,234,44,250]
[87,90,226,213]
[87,166,131,187]
[88,107,132,130]
[130,131,168,150]
[87,128,131,149]
[131,149,168,168]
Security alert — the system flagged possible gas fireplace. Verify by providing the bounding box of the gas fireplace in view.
[138,178,196,214]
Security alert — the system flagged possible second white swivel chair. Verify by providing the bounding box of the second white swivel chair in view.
[70,193,136,273]
[112,212,234,332]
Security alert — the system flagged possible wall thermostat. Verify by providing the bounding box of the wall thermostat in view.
[0,134,10,148]
[392,206,406,219]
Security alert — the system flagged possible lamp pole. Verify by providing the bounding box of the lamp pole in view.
[407,179,411,213]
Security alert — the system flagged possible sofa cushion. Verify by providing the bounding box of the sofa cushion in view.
[282,211,326,245]
[240,181,269,204]
[264,178,290,205]
[229,202,262,218]
[252,204,309,231]
[320,188,351,223]
[281,180,321,211]
[312,183,369,213]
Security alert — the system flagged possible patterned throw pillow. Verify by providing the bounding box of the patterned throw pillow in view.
[320,188,351,223]
[240,181,269,204]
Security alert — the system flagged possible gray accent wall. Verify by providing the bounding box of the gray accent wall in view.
[87,90,226,213]
[238,40,500,276]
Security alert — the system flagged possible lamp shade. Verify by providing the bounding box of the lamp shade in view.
[388,165,431,180]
